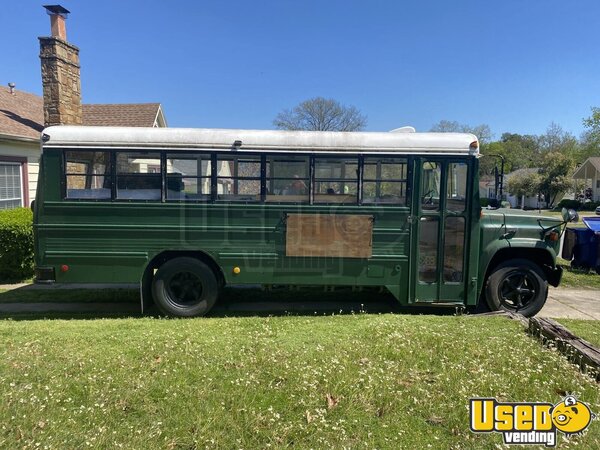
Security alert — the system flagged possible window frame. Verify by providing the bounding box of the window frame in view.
[0,156,27,209]
[362,156,409,206]
[59,148,424,209]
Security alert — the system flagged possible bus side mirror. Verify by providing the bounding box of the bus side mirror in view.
[561,207,579,223]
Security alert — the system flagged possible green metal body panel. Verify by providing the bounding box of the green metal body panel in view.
[476,209,563,295]
[34,148,563,308]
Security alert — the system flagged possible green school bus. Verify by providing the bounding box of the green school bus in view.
[33,126,573,317]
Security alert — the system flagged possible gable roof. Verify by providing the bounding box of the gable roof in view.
[572,157,600,179]
[0,86,166,142]
[83,103,165,127]
[0,86,44,140]
[505,168,540,180]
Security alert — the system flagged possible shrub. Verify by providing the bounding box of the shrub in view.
[554,199,581,211]
[581,201,600,212]
[479,198,490,207]
[0,208,34,282]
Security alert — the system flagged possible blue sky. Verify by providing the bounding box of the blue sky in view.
[3,0,599,138]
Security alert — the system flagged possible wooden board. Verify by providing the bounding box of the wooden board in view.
[529,317,600,381]
[286,214,373,258]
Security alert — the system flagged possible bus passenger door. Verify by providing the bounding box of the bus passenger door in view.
[409,159,470,304]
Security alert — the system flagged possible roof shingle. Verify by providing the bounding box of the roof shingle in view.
[83,103,161,127]
[0,86,44,139]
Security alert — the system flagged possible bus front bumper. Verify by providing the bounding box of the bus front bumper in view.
[547,265,563,288]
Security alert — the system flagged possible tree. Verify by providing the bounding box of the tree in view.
[537,122,578,157]
[583,107,600,142]
[537,151,575,207]
[273,97,367,131]
[581,107,600,159]
[429,120,492,144]
[507,171,542,207]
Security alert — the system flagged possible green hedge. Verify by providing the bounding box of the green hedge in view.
[0,208,34,282]
[555,199,581,211]
[581,201,600,211]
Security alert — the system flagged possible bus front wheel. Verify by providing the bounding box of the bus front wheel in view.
[485,259,548,317]
[152,257,219,317]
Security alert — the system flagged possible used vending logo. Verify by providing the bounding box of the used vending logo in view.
[469,395,595,447]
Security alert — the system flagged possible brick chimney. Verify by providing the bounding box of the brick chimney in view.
[39,5,83,127]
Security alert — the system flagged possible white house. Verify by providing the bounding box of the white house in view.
[572,157,600,202]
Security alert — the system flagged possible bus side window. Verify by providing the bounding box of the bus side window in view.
[314,157,358,204]
[265,155,309,203]
[446,162,467,212]
[166,154,211,201]
[116,152,161,200]
[363,157,407,205]
[216,155,261,202]
[65,151,111,199]
[421,161,441,211]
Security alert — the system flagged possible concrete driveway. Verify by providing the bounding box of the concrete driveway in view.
[540,288,599,320]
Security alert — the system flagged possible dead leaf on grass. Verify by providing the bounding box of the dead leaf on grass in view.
[326,393,339,409]
[305,410,313,423]
[426,416,444,425]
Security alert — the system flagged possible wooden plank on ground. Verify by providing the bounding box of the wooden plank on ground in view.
[286,214,373,258]
[529,317,600,381]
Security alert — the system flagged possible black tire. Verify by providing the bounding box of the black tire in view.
[485,258,548,317]
[151,257,219,317]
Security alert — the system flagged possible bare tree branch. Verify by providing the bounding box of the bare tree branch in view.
[273,97,367,131]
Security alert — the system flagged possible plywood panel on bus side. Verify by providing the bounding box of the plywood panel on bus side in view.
[285,214,373,258]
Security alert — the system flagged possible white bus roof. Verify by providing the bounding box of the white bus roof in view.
[42,126,479,156]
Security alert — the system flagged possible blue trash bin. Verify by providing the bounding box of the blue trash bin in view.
[570,227,598,270]
[582,217,600,274]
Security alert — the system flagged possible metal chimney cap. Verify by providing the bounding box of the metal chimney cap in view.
[43,5,70,18]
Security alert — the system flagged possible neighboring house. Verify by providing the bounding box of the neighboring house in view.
[479,175,501,201]
[0,87,44,209]
[505,168,544,209]
[0,5,167,210]
[572,157,600,202]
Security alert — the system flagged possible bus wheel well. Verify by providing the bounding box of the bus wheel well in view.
[148,251,225,286]
[483,248,558,287]
[141,251,225,311]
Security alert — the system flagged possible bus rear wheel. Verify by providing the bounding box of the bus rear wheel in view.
[485,258,548,317]
[151,257,219,317]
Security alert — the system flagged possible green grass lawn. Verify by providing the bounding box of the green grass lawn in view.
[0,315,599,449]
[557,258,600,290]
[555,318,600,348]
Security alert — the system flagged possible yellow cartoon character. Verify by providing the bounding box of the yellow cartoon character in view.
[551,395,595,435]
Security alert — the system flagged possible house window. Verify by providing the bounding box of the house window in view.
[597,180,600,189]
[0,162,23,209]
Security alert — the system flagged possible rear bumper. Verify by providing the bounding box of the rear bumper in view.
[34,266,55,284]
[546,265,563,288]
